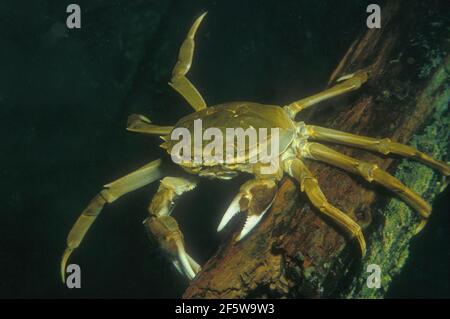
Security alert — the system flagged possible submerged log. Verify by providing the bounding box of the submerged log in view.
[184,0,450,298]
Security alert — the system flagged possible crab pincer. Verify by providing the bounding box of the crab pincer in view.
[217,179,278,240]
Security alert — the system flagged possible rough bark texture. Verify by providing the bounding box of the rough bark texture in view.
[183,0,450,298]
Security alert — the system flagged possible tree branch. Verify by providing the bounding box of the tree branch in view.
[184,0,450,298]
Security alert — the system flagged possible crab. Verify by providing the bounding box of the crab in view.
[61,12,450,281]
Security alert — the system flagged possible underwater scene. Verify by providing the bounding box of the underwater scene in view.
[1,0,449,300]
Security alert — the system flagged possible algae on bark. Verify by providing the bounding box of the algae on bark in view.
[344,55,450,298]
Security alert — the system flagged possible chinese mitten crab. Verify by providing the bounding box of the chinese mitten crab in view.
[61,12,450,281]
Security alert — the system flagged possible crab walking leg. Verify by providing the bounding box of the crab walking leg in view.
[60,159,163,282]
[302,142,432,219]
[303,125,450,176]
[126,114,173,136]
[169,12,207,111]
[285,70,368,119]
[285,158,366,256]
[217,178,278,241]
[144,177,199,280]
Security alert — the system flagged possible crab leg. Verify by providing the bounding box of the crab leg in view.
[144,176,200,280]
[285,158,366,256]
[302,125,450,176]
[60,159,163,282]
[217,178,277,241]
[301,142,432,220]
[285,70,368,119]
[126,114,173,135]
[169,12,207,111]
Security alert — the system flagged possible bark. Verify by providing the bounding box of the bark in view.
[183,0,450,298]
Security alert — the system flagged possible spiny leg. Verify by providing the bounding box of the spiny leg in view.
[217,178,278,241]
[60,159,163,282]
[302,125,450,176]
[284,70,368,119]
[144,176,199,280]
[284,158,366,256]
[301,142,432,220]
[169,12,207,111]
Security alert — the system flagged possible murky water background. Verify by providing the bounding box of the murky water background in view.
[0,0,448,298]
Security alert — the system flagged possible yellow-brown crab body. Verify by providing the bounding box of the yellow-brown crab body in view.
[163,101,296,179]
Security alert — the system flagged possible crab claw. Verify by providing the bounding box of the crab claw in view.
[176,241,198,280]
[172,251,201,280]
[217,178,277,240]
[236,201,273,241]
[217,192,248,232]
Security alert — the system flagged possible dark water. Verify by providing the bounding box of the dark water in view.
[0,0,448,298]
